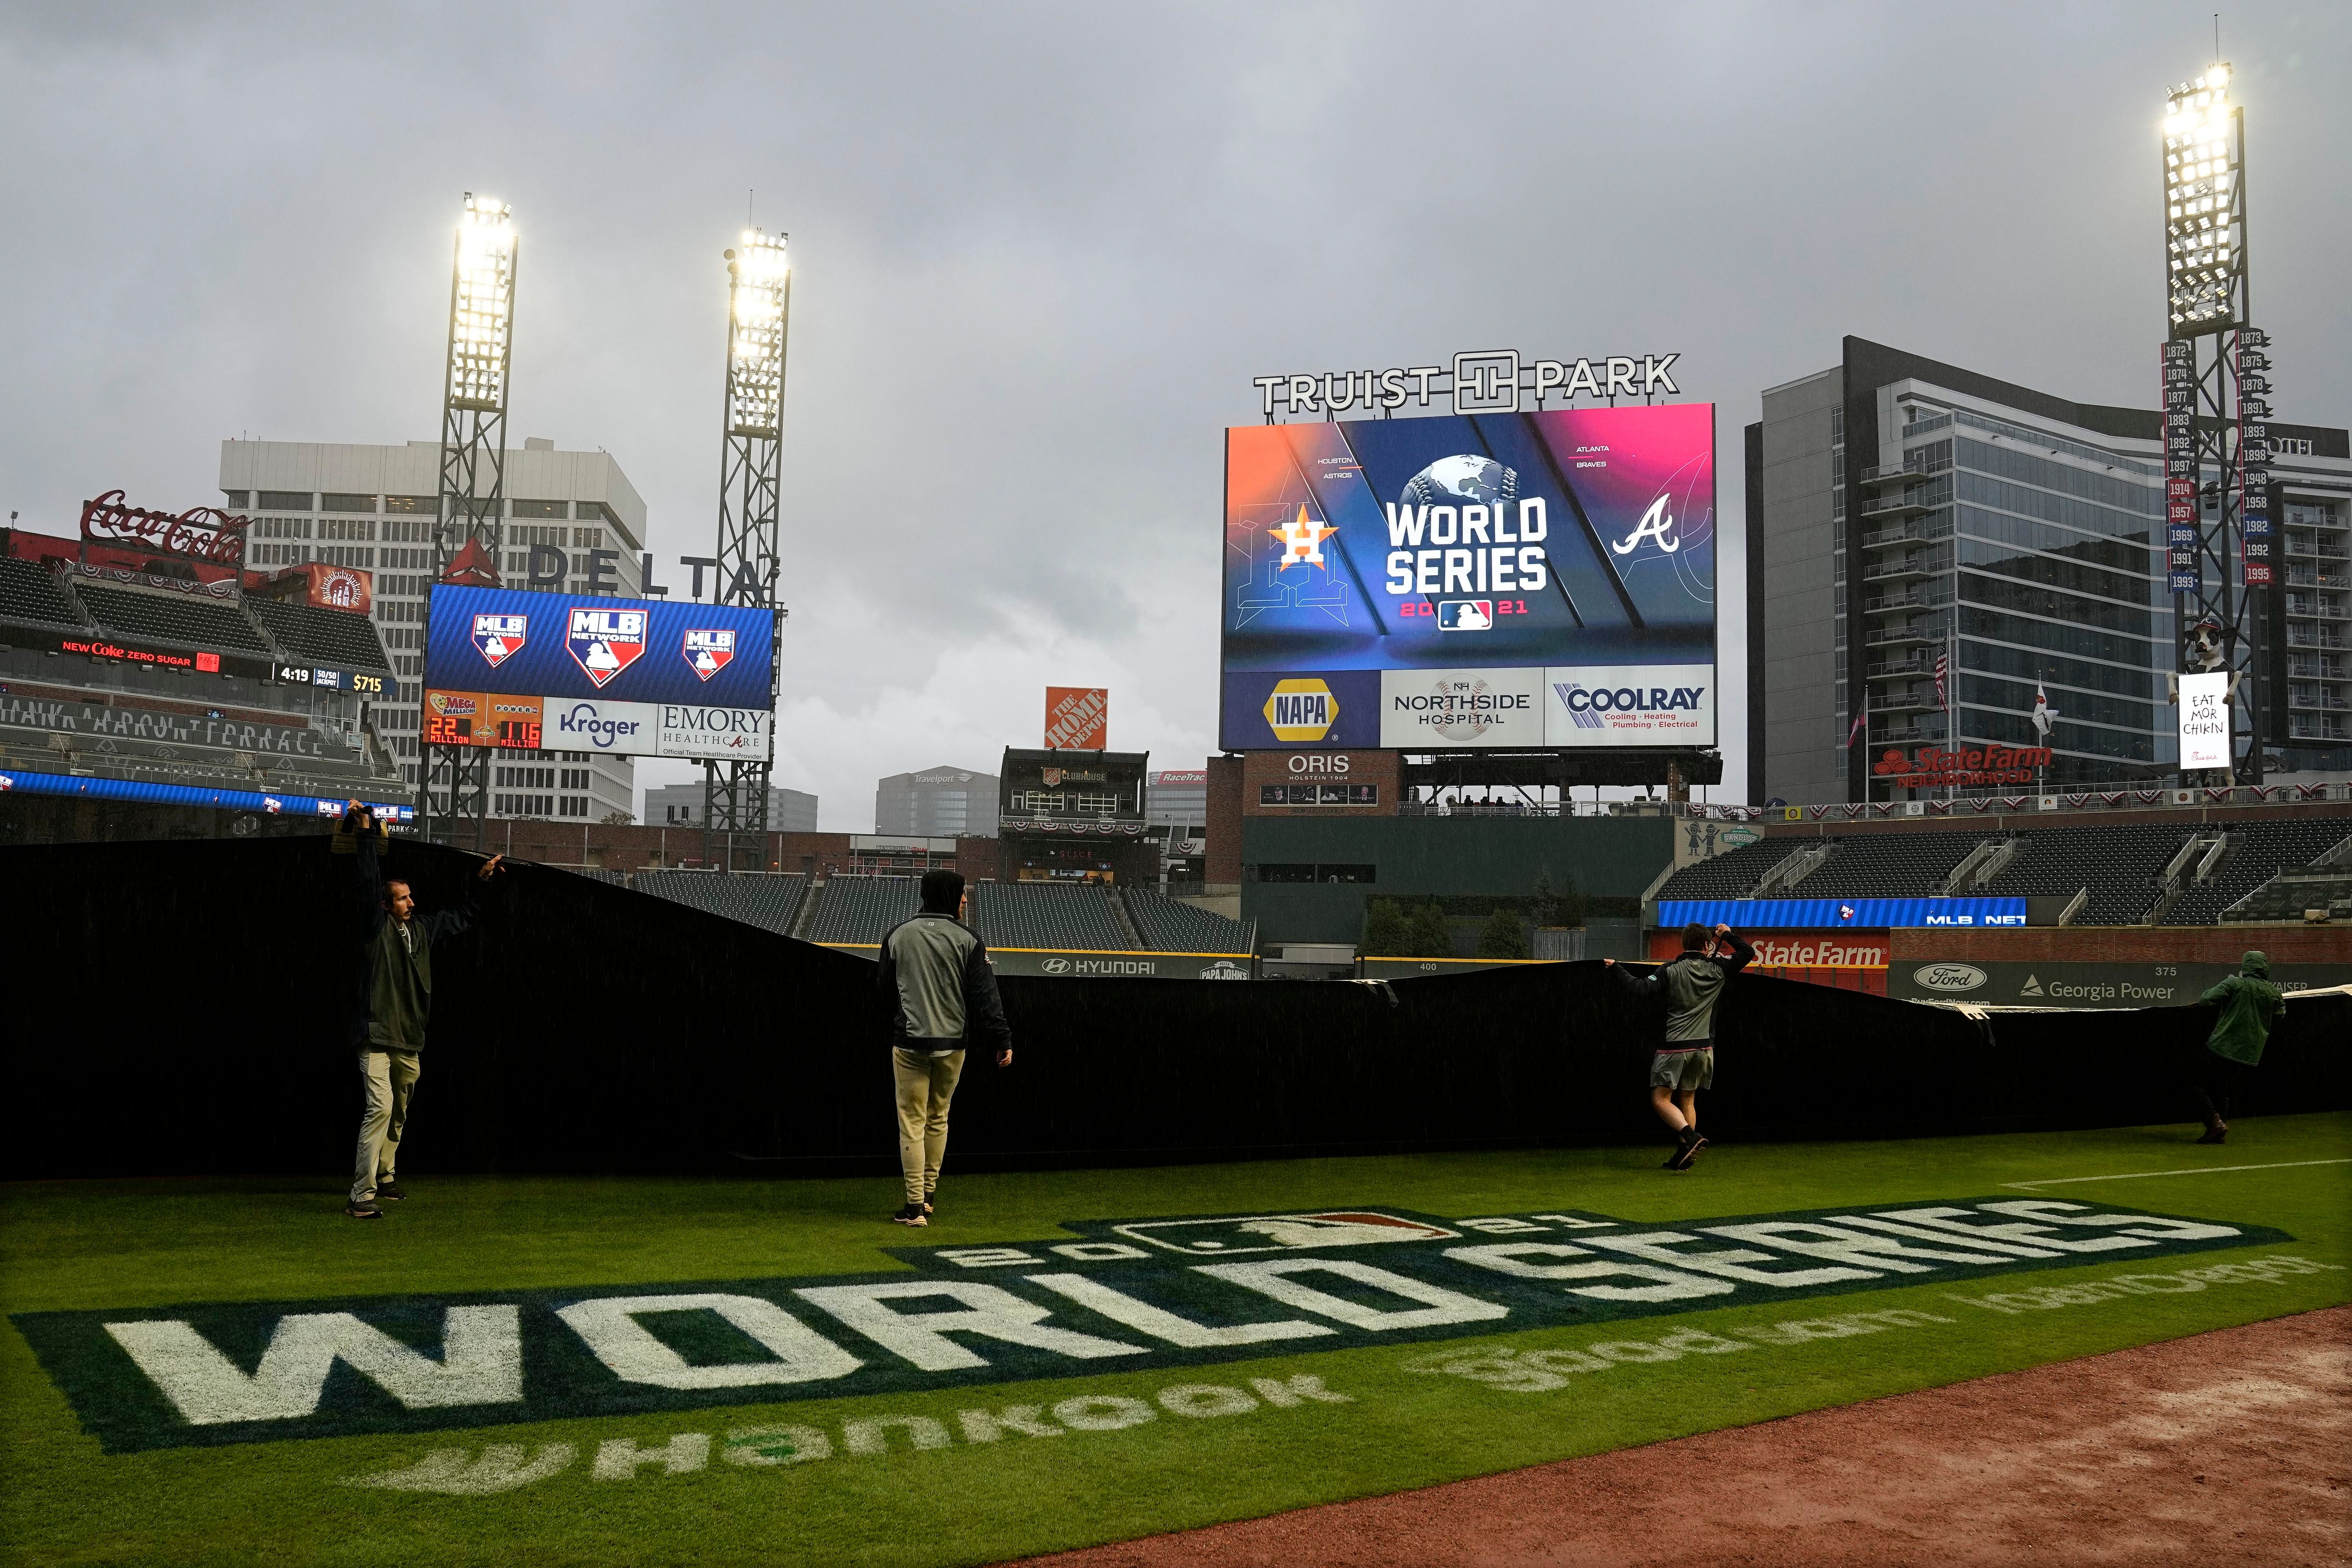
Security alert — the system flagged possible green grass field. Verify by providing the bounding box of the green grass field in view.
[4,1113,2348,1568]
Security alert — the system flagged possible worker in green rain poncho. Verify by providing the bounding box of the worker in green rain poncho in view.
[2185,950,2283,1145]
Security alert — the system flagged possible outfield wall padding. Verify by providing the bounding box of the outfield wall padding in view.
[4,838,2345,1180]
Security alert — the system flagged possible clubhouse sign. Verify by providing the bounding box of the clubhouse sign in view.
[13,1199,2285,1454]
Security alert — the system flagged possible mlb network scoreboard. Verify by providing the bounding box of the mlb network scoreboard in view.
[1220,403,1716,751]
[422,585,776,761]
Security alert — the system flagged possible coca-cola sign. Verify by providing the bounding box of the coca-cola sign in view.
[79,490,249,566]
[1870,744,2051,790]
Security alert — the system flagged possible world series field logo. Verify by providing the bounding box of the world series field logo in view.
[12,1196,2286,1455]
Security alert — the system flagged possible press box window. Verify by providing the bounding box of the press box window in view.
[1253,862,1374,884]
[1260,783,1380,806]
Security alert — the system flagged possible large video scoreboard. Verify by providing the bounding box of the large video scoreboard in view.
[422,585,776,761]
[1219,403,1716,751]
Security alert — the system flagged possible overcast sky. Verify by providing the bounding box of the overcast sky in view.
[4,2,2346,827]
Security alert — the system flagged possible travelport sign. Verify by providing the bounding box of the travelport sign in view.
[12,1197,2282,1453]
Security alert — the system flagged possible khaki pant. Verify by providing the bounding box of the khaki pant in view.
[892,1047,964,1205]
[353,1049,422,1204]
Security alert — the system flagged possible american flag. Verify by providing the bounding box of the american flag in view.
[1934,653,1949,712]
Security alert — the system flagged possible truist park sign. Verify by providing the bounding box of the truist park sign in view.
[1251,350,1682,418]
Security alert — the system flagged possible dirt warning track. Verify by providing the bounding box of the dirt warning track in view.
[1017,1306,2352,1568]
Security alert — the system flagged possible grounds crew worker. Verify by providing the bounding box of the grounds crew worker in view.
[876,869,1013,1227]
[335,801,502,1219]
[2186,949,2282,1146]
[1606,922,1755,1170]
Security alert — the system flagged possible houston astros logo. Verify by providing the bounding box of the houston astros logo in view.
[566,608,646,688]
[682,628,735,681]
[471,613,528,668]
[1270,504,1336,569]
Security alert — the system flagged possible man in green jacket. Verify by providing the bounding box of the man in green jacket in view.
[2187,950,2283,1145]
[335,802,503,1218]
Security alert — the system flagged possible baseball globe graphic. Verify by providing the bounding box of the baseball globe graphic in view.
[1402,454,1517,508]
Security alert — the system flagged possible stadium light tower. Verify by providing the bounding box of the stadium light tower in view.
[703,227,790,871]
[2159,63,2269,783]
[419,192,517,845]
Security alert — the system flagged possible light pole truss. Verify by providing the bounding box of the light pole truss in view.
[2161,64,2267,784]
[704,228,790,871]
[422,192,517,844]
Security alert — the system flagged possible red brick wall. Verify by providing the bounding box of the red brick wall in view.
[1242,749,1400,816]
[1206,755,1244,886]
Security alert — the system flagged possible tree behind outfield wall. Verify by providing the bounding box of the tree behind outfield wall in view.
[1404,900,1454,959]
[1476,906,1531,960]
[1360,898,1410,956]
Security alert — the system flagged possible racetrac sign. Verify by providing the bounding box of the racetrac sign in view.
[12,1196,2281,1454]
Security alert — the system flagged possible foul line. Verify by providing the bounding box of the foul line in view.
[2004,1157,2352,1190]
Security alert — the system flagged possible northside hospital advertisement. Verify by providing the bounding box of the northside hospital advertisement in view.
[1219,404,1716,751]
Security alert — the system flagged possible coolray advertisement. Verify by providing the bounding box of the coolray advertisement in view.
[1221,404,1715,749]
[424,585,774,709]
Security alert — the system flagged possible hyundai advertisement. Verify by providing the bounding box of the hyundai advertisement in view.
[1220,404,1715,750]
[422,585,774,760]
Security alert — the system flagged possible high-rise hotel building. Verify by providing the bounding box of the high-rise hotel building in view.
[218,437,649,823]
[1748,339,2348,803]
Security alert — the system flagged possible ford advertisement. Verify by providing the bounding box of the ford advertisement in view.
[1221,403,1715,749]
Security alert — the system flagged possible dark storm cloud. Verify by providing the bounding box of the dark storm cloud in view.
[3,2,2344,822]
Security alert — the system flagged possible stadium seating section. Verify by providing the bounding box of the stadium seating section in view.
[1123,888,1253,953]
[243,596,392,670]
[800,875,923,945]
[969,882,1132,951]
[1976,825,2200,924]
[1658,817,2352,928]
[635,870,808,935]
[2171,819,2352,926]
[72,584,272,651]
[2226,870,2352,923]
[0,559,86,628]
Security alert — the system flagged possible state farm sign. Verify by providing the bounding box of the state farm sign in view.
[1870,744,2050,790]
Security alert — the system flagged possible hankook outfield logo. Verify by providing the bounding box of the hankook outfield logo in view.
[12,1198,2284,1454]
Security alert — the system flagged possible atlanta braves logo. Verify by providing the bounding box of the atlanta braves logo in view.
[471,613,528,668]
[565,608,645,688]
[1610,495,1680,555]
[682,627,735,682]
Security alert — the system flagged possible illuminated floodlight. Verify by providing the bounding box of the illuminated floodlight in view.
[446,193,517,410]
[724,229,789,437]
[2160,63,2242,333]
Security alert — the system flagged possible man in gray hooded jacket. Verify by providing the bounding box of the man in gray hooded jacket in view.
[1607,921,1754,1170]
[876,870,1013,1226]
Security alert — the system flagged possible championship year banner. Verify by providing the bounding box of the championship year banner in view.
[425,585,775,710]
[1221,404,1715,750]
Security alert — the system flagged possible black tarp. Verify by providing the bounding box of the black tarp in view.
[5,837,2343,1180]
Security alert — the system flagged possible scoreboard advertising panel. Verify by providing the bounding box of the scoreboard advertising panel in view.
[422,585,775,761]
[1219,404,1715,750]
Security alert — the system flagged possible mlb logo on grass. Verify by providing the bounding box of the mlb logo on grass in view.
[682,628,735,681]
[1112,1210,1458,1255]
[470,613,528,668]
[567,609,646,688]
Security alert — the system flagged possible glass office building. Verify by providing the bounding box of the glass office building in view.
[1750,338,2349,801]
